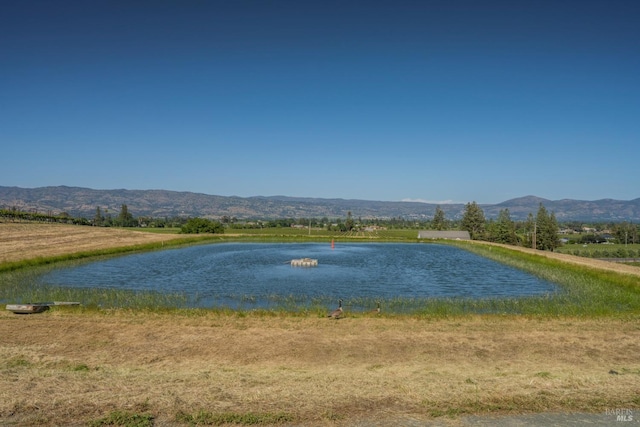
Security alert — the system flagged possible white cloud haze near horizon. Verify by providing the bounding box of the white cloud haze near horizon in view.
[401,199,461,205]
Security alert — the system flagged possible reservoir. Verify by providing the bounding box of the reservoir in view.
[40,242,558,309]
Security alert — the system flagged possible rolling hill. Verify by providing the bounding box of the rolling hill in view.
[1,186,639,222]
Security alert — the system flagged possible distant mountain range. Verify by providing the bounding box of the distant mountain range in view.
[1,186,639,222]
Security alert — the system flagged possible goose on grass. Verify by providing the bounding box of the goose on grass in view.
[328,299,343,319]
[371,301,381,314]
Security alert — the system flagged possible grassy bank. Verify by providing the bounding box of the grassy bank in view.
[447,241,640,317]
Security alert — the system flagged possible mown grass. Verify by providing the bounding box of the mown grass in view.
[4,309,638,426]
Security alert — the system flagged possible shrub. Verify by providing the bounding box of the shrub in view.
[180,218,224,234]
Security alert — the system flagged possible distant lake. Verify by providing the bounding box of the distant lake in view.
[40,242,559,309]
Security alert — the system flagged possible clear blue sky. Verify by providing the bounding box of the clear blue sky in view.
[1,0,638,204]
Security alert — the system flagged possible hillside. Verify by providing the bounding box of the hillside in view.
[1,186,639,222]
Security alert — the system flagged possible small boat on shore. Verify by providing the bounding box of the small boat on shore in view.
[6,301,81,315]
[290,258,318,267]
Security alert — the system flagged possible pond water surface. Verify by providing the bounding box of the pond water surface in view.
[40,242,558,308]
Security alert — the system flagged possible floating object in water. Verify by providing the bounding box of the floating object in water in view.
[331,239,335,249]
[5,301,81,315]
[290,258,318,267]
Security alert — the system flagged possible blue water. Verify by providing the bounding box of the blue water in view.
[39,242,558,308]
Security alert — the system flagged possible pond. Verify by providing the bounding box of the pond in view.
[39,242,559,309]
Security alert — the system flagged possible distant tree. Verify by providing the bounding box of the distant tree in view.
[535,203,560,251]
[488,209,518,245]
[116,204,136,227]
[460,201,485,240]
[181,218,224,234]
[344,211,355,231]
[432,206,447,230]
[523,212,536,248]
[137,216,153,227]
[93,206,104,226]
[612,222,638,245]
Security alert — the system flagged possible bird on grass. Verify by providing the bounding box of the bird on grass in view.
[371,301,381,314]
[328,299,343,319]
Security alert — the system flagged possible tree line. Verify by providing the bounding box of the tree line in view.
[0,207,89,225]
[3,203,637,251]
[1,205,194,229]
[459,201,561,250]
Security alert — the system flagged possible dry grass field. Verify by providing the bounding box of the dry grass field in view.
[1,312,639,426]
[1,223,639,426]
[0,222,184,264]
